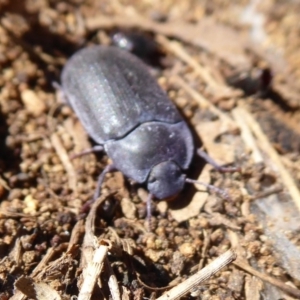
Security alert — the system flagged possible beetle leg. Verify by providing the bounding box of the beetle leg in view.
[71,145,104,159]
[197,149,241,173]
[52,81,70,105]
[93,164,117,201]
[80,164,116,214]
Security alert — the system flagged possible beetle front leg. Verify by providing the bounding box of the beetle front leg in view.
[52,81,70,105]
[93,164,117,201]
[197,149,240,173]
[81,164,117,213]
[71,145,104,159]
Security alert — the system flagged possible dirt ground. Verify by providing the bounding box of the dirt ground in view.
[0,0,300,299]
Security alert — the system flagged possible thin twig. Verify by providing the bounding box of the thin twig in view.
[250,185,283,200]
[50,133,77,192]
[170,75,235,126]
[105,257,121,300]
[156,35,219,88]
[31,247,57,279]
[84,13,250,68]
[240,105,300,213]
[156,249,236,300]
[234,259,300,298]
[232,107,263,164]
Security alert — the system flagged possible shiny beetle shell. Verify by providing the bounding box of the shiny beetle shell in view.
[61,46,194,199]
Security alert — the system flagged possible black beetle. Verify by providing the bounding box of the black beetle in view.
[61,46,233,212]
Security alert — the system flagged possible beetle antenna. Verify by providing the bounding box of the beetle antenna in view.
[185,178,231,201]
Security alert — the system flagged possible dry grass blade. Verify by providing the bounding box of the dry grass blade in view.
[156,249,236,300]
[170,75,235,127]
[85,13,250,68]
[238,106,300,213]
[50,133,77,192]
[105,257,121,300]
[232,107,263,164]
[234,259,300,298]
[157,35,218,88]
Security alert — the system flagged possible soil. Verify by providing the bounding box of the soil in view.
[0,0,300,299]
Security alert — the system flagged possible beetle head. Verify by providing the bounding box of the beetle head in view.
[147,161,186,200]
